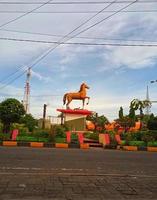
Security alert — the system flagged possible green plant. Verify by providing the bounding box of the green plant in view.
[11,123,29,135]
[32,129,49,138]
[54,125,67,138]
[119,106,124,119]
[141,131,157,142]
[16,136,37,142]
[71,133,78,140]
[128,141,146,147]
[84,132,99,140]
[20,114,38,132]
[55,137,66,143]
[0,133,11,141]
[16,136,49,143]
[147,117,157,130]
[147,141,157,147]
[121,140,126,146]
[0,98,25,133]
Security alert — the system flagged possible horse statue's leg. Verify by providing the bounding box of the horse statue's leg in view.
[86,97,90,105]
[82,99,85,109]
[66,95,72,109]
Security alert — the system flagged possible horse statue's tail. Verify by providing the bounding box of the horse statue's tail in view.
[63,93,67,105]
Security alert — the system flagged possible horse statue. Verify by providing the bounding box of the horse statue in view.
[63,83,90,109]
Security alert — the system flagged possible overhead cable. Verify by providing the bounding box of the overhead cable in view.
[1,28,157,43]
[1,37,157,46]
[0,0,118,88]
[0,0,54,28]
[0,10,157,14]
[0,1,156,4]
[0,0,138,89]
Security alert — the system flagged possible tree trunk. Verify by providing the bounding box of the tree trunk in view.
[3,122,11,133]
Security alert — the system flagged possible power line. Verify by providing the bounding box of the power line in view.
[0,0,138,89]
[1,28,157,43]
[0,1,156,4]
[71,0,138,38]
[0,10,157,14]
[0,0,54,28]
[1,37,157,46]
[0,66,26,85]
[0,0,55,84]
[0,94,62,97]
[0,0,118,89]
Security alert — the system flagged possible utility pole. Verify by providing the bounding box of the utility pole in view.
[42,104,47,129]
[23,67,31,114]
[145,85,151,115]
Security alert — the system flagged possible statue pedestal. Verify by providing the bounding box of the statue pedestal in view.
[57,109,93,131]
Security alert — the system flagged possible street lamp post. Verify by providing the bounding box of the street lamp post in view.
[42,104,47,129]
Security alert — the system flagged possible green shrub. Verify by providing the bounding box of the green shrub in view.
[55,137,66,143]
[147,141,157,147]
[128,141,146,147]
[32,129,49,138]
[121,140,126,146]
[71,133,78,140]
[0,133,11,141]
[16,136,37,142]
[16,136,49,142]
[11,123,29,136]
[141,131,157,142]
[37,138,49,143]
[147,117,157,130]
[122,131,143,141]
[53,125,67,138]
[84,132,99,140]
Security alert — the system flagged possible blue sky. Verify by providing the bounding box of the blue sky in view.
[0,0,157,120]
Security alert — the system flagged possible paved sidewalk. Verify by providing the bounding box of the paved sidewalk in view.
[0,172,156,200]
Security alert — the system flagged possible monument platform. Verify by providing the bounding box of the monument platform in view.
[57,109,92,115]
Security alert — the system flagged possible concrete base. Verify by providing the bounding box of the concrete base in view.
[57,109,93,131]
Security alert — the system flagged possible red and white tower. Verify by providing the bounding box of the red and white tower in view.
[23,67,31,114]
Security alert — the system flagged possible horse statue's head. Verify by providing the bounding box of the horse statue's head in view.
[79,82,90,91]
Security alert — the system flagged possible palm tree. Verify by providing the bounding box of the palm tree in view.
[130,99,151,116]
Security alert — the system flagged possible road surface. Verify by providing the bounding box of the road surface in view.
[0,147,156,200]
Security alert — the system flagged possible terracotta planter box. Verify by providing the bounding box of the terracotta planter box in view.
[3,141,17,146]
[147,147,157,152]
[123,146,138,151]
[80,143,89,149]
[30,142,43,148]
[55,143,68,148]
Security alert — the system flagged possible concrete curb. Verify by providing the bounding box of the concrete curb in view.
[118,145,157,152]
[0,141,156,151]
[0,141,89,149]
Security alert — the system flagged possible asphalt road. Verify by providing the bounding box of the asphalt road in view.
[0,147,156,200]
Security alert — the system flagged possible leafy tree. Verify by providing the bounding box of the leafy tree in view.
[119,106,124,119]
[87,113,109,132]
[115,116,135,132]
[130,99,151,118]
[147,116,157,130]
[20,114,38,132]
[0,98,25,133]
[129,105,136,122]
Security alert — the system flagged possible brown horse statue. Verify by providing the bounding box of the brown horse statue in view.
[63,83,90,109]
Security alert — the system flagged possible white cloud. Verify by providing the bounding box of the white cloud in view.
[100,46,157,71]
[31,69,52,83]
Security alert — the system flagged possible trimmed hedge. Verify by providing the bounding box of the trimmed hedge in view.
[55,137,66,143]
[128,141,146,147]
[16,136,49,143]
[147,141,157,147]
[0,133,11,141]
[84,132,99,140]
